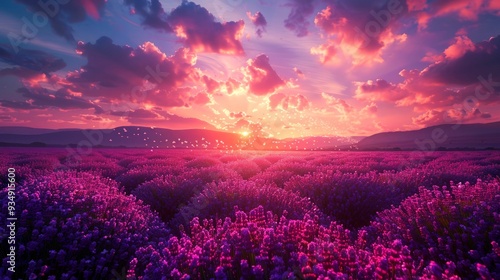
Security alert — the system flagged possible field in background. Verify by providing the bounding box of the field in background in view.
[1,149,499,279]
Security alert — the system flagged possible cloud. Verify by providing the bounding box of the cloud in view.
[0,87,102,113]
[269,93,309,111]
[284,0,317,37]
[361,102,378,114]
[15,0,245,55]
[293,67,305,78]
[15,0,107,41]
[167,1,245,55]
[269,92,286,109]
[357,34,500,125]
[67,36,198,103]
[111,108,215,129]
[421,35,500,85]
[412,107,491,127]
[0,46,66,78]
[416,0,500,29]
[310,0,500,65]
[247,11,267,37]
[355,73,499,112]
[224,78,241,95]
[228,111,246,119]
[124,0,171,31]
[412,109,448,126]
[122,1,246,54]
[189,91,211,105]
[312,1,407,65]
[243,54,285,96]
[322,93,353,112]
[406,0,427,12]
[145,87,191,108]
[0,114,19,123]
[355,79,407,102]
[114,108,159,119]
[202,75,220,94]
[310,42,338,64]
[80,114,112,123]
[321,92,353,117]
[443,35,476,60]
[2,36,225,119]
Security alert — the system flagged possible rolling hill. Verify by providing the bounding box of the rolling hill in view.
[356,122,500,150]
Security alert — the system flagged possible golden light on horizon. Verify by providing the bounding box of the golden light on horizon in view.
[240,131,250,137]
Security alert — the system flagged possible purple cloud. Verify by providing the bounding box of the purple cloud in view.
[284,0,317,37]
[0,46,66,78]
[0,87,102,113]
[15,0,107,41]
[111,108,215,129]
[244,54,285,96]
[421,35,500,85]
[124,0,171,31]
[68,36,197,101]
[247,11,267,37]
[167,1,245,55]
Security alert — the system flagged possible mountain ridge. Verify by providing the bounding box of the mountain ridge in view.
[1,122,499,150]
[356,121,500,150]
[0,126,358,150]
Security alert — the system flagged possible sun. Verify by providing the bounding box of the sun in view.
[240,131,250,137]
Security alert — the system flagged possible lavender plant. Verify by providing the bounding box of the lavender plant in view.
[0,171,169,279]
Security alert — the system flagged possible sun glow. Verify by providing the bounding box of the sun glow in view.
[240,131,250,137]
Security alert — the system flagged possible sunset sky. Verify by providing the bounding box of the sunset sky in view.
[0,0,499,138]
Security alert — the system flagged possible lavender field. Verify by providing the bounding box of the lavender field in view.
[1,149,500,279]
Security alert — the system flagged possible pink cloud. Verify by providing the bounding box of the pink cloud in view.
[120,1,249,55]
[293,67,305,78]
[269,93,309,111]
[67,37,199,104]
[168,1,245,55]
[355,79,408,102]
[124,0,171,31]
[247,11,267,37]
[229,111,246,119]
[283,0,317,37]
[310,42,337,64]
[111,108,215,129]
[146,88,190,108]
[309,0,499,65]
[0,46,66,78]
[421,35,500,85]
[407,0,428,12]
[244,54,285,96]
[0,87,102,113]
[202,76,220,94]
[14,0,107,41]
[286,94,309,111]
[356,34,500,125]
[412,109,448,126]
[269,92,287,109]
[224,78,241,95]
[443,35,476,59]
[361,102,378,114]
[321,92,353,114]
[416,0,500,29]
[123,1,246,55]
[412,107,492,127]
[313,2,407,65]
[189,92,211,105]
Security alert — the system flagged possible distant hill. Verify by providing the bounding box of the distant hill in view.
[2,122,497,151]
[356,122,500,150]
[0,126,360,150]
[0,127,240,149]
[0,126,78,135]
